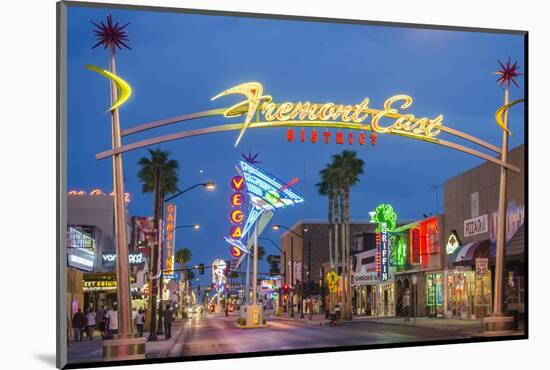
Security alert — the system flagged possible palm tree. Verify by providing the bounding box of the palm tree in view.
[174,248,192,268]
[266,255,280,275]
[255,245,266,261]
[317,163,342,315]
[331,150,365,321]
[137,147,179,340]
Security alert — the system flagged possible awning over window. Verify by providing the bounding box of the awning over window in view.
[452,239,491,266]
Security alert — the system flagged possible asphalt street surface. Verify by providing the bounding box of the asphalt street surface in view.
[177,313,472,357]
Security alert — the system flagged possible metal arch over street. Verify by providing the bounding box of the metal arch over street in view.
[94,81,522,174]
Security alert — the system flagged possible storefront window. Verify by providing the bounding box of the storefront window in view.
[446,270,472,319]
[474,271,492,318]
[376,284,394,317]
[426,273,443,317]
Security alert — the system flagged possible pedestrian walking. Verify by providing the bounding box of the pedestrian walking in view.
[71,309,86,342]
[307,298,314,320]
[402,288,411,322]
[135,308,145,337]
[106,304,119,337]
[96,306,106,338]
[163,304,173,339]
[86,308,96,340]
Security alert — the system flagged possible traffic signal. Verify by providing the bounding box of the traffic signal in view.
[198,263,205,275]
[225,260,231,276]
[282,284,289,294]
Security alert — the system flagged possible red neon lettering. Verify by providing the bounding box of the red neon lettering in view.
[311,130,318,143]
[370,133,377,146]
[349,132,354,145]
[323,131,331,144]
[336,132,344,144]
[287,129,295,142]
[300,129,305,143]
[358,133,366,145]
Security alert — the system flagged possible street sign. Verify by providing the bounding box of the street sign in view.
[475,258,488,276]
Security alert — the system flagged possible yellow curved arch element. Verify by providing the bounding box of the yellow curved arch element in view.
[495,98,525,135]
[86,64,132,112]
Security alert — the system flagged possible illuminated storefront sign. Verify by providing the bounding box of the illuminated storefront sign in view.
[370,204,397,282]
[446,231,461,254]
[67,227,95,272]
[464,214,488,237]
[352,271,381,285]
[212,259,227,293]
[68,250,95,272]
[227,175,248,257]
[83,275,137,292]
[164,204,177,272]
[68,189,131,203]
[102,252,145,266]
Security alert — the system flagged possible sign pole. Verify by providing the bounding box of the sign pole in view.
[108,52,132,339]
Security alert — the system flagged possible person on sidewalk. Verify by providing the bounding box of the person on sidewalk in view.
[71,309,86,342]
[96,306,106,339]
[106,304,118,337]
[135,308,145,337]
[86,308,96,341]
[163,304,173,339]
[402,288,411,322]
[307,298,314,320]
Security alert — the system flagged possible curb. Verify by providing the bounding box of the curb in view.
[153,321,188,358]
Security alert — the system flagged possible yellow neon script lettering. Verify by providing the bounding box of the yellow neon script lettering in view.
[214,82,444,145]
[211,82,272,147]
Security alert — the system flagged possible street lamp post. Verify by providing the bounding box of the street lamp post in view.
[273,224,308,319]
[259,237,287,313]
[153,182,214,339]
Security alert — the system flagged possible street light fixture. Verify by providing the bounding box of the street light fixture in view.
[259,236,287,313]
[151,183,214,340]
[165,182,216,202]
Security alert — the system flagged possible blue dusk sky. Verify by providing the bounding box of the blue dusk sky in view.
[66,5,525,283]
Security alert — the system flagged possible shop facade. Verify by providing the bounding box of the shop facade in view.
[352,266,396,317]
[443,144,525,319]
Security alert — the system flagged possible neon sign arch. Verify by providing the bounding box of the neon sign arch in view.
[88,67,522,174]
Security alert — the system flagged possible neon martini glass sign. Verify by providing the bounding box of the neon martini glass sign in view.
[223,160,304,254]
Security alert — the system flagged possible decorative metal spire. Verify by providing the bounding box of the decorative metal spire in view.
[494,58,521,88]
[91,14,131,53]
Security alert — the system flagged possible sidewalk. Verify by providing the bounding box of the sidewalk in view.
[268,313,524,336]
[354,316,485,334]
[354,316,524,335]
[67,319,188,363]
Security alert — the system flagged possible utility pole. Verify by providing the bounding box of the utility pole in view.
[290,236,294,318]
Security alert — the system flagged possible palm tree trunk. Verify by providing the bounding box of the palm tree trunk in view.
[328,189,333,268]
[147,168,161,340]
[344,185,352,320]
[339,188,347,319]
[157,187,166,335]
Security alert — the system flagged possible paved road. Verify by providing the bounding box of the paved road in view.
[177,313,474,357]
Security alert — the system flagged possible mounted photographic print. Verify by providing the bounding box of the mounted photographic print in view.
[56,1,527,368]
